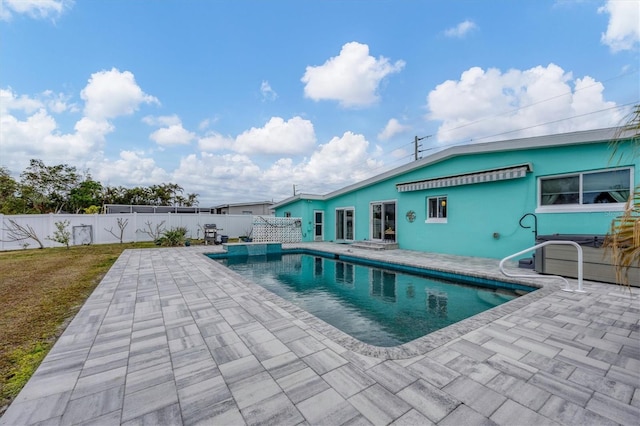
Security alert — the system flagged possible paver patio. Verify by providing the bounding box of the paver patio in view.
[1,243,638,425]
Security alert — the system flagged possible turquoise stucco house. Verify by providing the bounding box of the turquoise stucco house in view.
[272,128,638,260]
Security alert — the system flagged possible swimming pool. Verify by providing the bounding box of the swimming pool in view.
[213,250,534,347]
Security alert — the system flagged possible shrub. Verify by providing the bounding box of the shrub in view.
[158,227,187,247]
[47,220,71,249]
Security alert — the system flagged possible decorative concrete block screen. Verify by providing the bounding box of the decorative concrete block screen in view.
[252,216,302,243]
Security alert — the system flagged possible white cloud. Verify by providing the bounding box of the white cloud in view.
[259,132,384,198]
[198,131,235,151]
[234,116,316,155]
[599,0,640,52]
[444,20,477,38]
[427,63,622,143]
[260,80,278,101]
[0,108,110,169]
[0,68,157,170]
[0,88,43,114]
[1,87,76,116]
[1,109,57,150]
[197,116,316,156]
[149,124,195,146]
[199,119,211,130]
[0,0,72,21]
[144,115,194,146]
[303,131,383,185]
[42,90,76,113]
[301,42,405,108]
[172,153,264,203]
[1,86,110,166]
[89,150,170,187]
[142,114,181,126]
[175,131,385,205]
[378,118,410,140]
[81,68,159,120]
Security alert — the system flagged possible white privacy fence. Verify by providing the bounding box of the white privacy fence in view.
[0,213,303,251]
[0,213,305,251]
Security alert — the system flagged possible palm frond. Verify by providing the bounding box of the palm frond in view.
[604,185,640,286]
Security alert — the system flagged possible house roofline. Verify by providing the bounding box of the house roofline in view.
[272,127,627,209]
[271,194,325,210]
[214,201,274,208]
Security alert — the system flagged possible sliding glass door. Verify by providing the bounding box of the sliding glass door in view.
[370,201,396,241]
[336,208,354,241]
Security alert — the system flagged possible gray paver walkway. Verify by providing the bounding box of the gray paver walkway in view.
[1,243,638,425]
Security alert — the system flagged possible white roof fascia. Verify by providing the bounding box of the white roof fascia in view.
[271,193,325,210]
[273,127,624,207]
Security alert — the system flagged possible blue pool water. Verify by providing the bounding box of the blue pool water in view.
[215,251,532,347]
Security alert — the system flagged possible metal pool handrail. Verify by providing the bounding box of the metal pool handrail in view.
[499,240,585,293]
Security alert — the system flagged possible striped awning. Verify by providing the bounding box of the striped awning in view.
[396,164,531,193]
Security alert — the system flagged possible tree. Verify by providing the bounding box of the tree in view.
[139,220,166,241]
[0,160,201,213]
[104,218,128,243]
[69,178,103,213]
[1,219,44,249]
[20,159,80,213]
[47,220,72,249]
[84,205,101,214]
[604,105,640,287]
[175,192,199,207]
[0,167,27,214]
[125,186,154,205]
[102,185,129,205]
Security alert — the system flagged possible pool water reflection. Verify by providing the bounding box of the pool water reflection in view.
[219,252,525,347]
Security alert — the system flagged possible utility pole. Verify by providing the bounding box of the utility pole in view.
[414,135,431,160]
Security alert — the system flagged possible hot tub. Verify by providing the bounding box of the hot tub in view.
[534,234,638,286]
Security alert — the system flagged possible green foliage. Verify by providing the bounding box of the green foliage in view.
[83,205,101,214]
[605,187,639,286]
[103,183,198,207]
[605,104,640,287]
[20,159,80,213]
[0,159,200,215]
[0,167,27,214]
[157,226,188,246]
[2,342,49,401]
[69,179,103,213]
[47,220,72,249]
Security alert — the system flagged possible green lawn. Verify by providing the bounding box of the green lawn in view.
[0,242,155,414]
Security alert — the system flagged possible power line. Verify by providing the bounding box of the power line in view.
[458,100,638,145]
[311,69,639,192]
[435,67,639,139]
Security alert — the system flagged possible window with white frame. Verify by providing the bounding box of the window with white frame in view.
[426,196,447,222]
[538,168,631,211]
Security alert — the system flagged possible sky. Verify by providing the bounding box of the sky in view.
[1,0,639,207]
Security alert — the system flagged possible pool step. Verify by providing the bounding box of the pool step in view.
[351,241,399,251]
